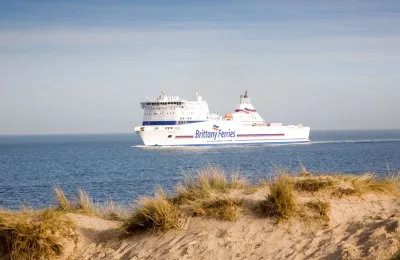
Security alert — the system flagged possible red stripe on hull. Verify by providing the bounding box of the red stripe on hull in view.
[175,136,194,139]
[237,134,285,137]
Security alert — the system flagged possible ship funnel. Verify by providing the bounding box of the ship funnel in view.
[240,90,250,104]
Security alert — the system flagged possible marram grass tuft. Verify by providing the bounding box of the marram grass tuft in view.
[0,209,77,260]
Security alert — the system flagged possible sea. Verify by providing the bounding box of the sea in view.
[1,130,400,210]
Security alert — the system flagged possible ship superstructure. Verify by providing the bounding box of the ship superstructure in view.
[135,89,310,146]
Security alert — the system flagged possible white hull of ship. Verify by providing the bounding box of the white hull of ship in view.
[135,121,310,146]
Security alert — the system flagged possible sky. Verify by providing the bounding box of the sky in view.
[1,0,400,134]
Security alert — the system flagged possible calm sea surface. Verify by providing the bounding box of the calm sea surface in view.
[1,130,400,210]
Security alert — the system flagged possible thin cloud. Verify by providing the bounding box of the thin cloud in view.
[0,28,230,47]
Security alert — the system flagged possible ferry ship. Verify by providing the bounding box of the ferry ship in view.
[135,89,310,146]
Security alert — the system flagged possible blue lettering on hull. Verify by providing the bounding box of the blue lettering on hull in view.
[195,129,236,140]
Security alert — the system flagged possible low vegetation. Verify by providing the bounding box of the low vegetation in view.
[174,165,248,204]
[229,172,248,189]
[294,177,335,192]
[305,200,330,221]
[54,185,72,211]
[74,188,97,216]
[392,249,400,260]
[299,161,311,177]
[244,186,259,195]
[100,199,128,221]
[0,209,77,260]
[259,175,296,220]
[345,173,399,196]
[293,171,399,197]
[189,198,242,221]
[122,189,181,234]
[54,186,127,220]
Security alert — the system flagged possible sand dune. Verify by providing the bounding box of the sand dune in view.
[66,188,400,260]
[2,171,400,260]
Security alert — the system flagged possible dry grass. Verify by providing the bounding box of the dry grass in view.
[98,199,128,221]
[203,198,242,221]
[305,200,330,221]
[188,198,242,221]
[244,186,259,195]
[259,175,295,220]
[175,165,248,204]
[0,209,77,260]
[392,249,400,260]
[330,173,400,197]
[122,189,181,234]
[54,185,72,211]
[299,161,311,177]
[348,173,399,195]
[197,165,228,191]
[288,171,400,197]
[54,186,102,217]
[230,171,248,189]
[74,188,97,216]
[294,177,335,192]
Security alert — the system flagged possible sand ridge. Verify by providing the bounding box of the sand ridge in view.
[65,188,400,260]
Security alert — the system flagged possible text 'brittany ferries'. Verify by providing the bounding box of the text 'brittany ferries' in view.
[195,125,236,140]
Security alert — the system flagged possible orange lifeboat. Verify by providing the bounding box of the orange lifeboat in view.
[224,113,233,119]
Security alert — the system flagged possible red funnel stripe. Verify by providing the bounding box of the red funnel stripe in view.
[235,109,257,112]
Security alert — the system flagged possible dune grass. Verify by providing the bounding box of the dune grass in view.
[392,249,400,260]
[54,185,72,211]
[299,161,311,177]
[305,200,330,221]
[259,175,295,220]
[289,170,400,197]
[54,186,127,220]
[327,173,400,197]
[188,198,242,221]
[244,186,259,195]
[73,188,97,216]
[229,171,248,189]
[122,189,181,234]
[346,173,399,196]
[54,186,98,216]
[202,198,242,221]
[99,199,128,221]
[294,177,335,192]
[0,209,77,260]
[174,165,248,204]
